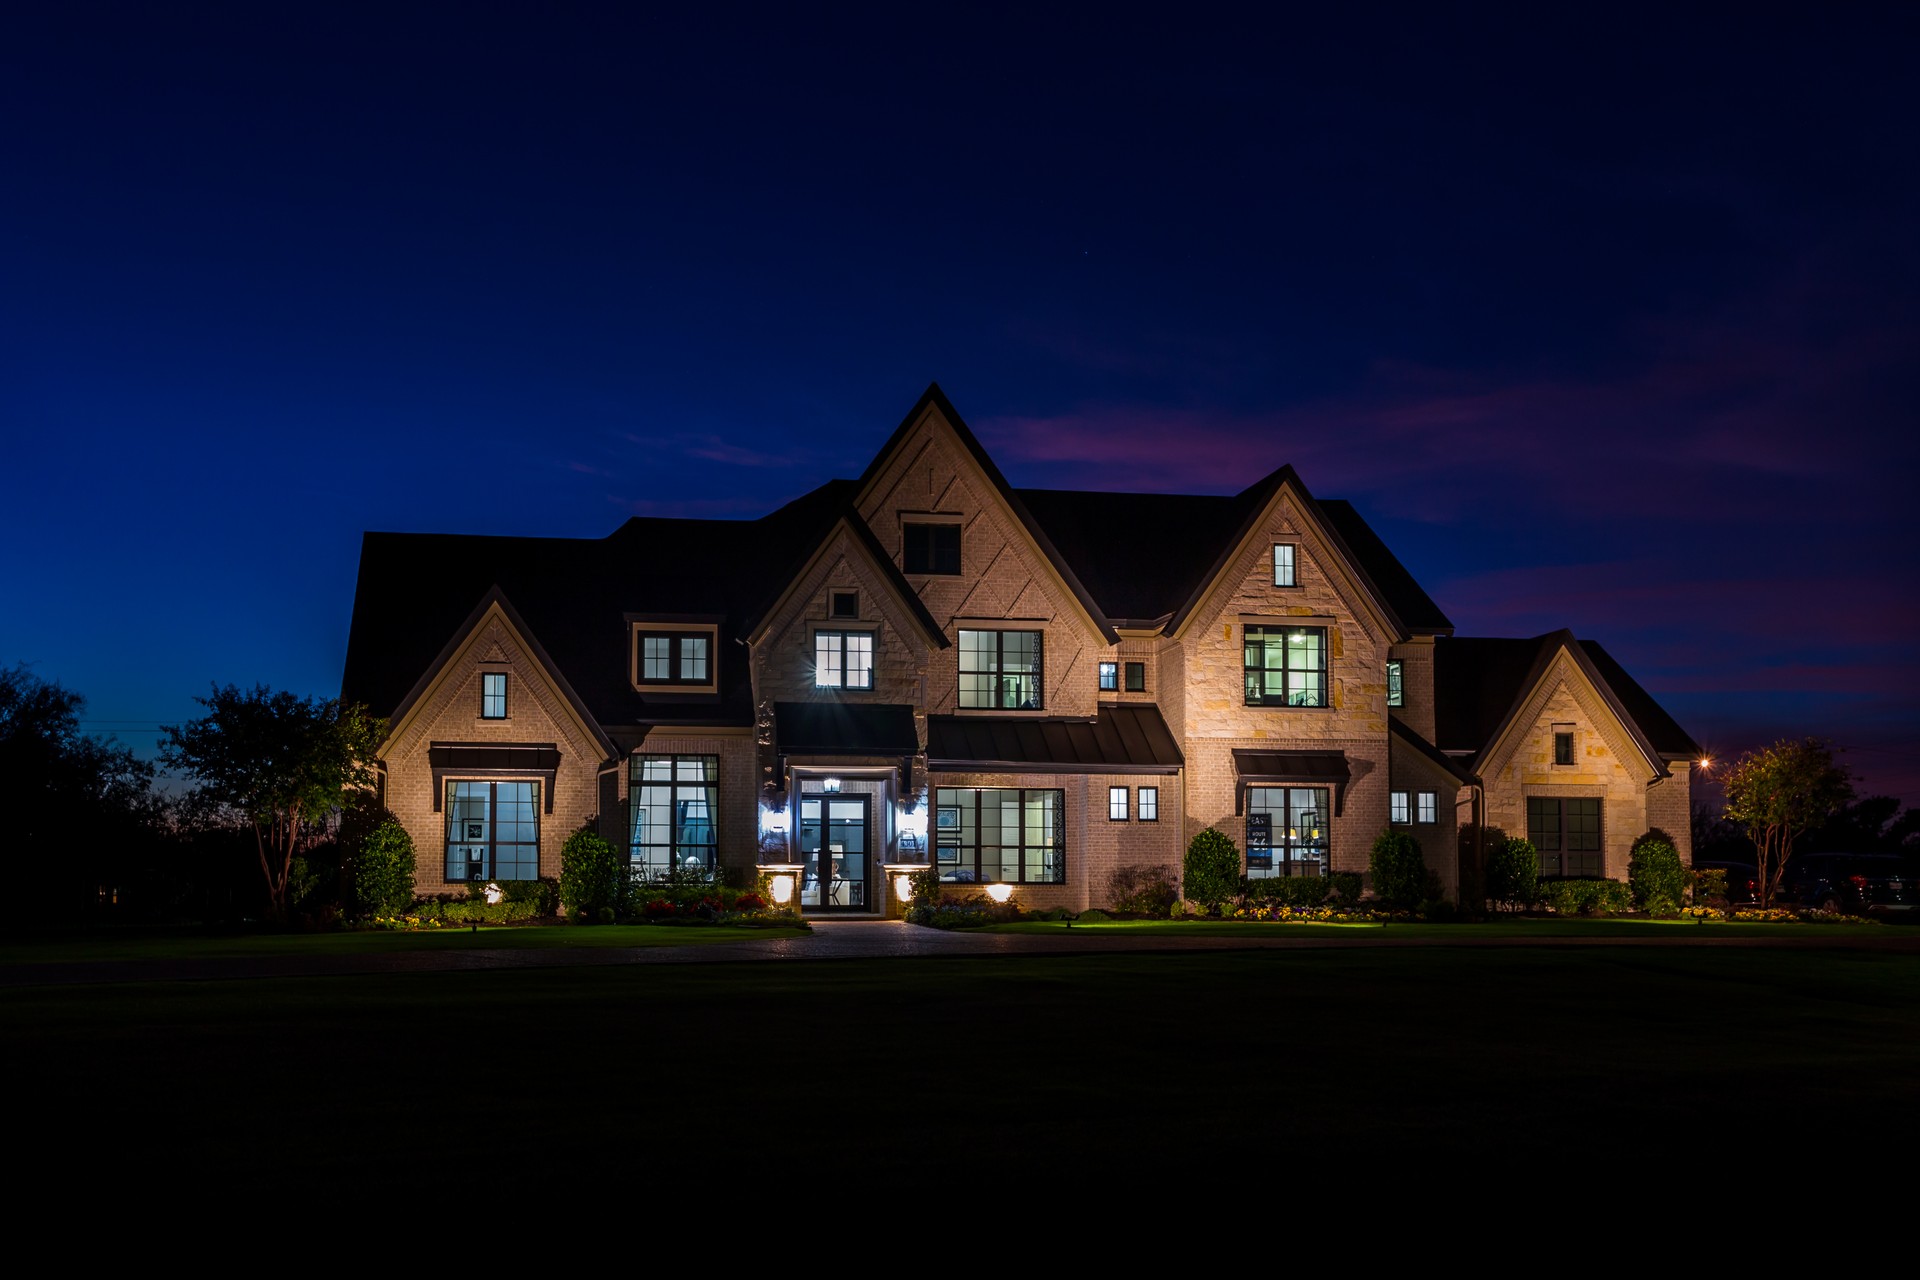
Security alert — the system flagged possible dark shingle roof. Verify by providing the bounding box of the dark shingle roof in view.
[1432,633,1700,762]
[341,481,872,731]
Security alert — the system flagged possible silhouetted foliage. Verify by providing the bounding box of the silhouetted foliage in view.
[1368,829,1430,910]
[1804,795,1920,853]
[1485,835,1538,912]
[1722,738,1853,907]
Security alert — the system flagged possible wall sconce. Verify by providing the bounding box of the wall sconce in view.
[823,777,841,793]
[762,806,790,835]
[894,874,914,903]
[985,883,1013,903]
[769,874,795,905]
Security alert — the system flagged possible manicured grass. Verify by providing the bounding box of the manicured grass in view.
[985,917,1893,939]
[0,922,807,964]
[11,944,1918,1190]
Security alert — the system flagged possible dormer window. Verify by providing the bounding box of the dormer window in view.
[631,623,720,693]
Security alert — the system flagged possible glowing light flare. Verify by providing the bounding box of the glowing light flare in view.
[894,874,914,902]
[985,883,1013,903]
[770,874,795,905]
[483,881,503,905]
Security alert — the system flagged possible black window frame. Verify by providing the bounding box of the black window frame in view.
[958,628,1044,710]
[637,631,713,686]
[934,787,1067,885]
[1108,786,1129,821]
[1390,790,1410,824]
[1098,661,1118,691]
[480,671,508,720]
[1124,661,1146,692]
[1242,625,1330,708]
[1416,791,1437,824]
[630,753,721,880]
[1554,731,1575,766]
[813,628,876,690]
[829,589,860,620]
[444,779,540,883]
[1273,542,1298,588]
[1139,786,1159,822]
[903,522,962,576]
[1529,796,1603,878]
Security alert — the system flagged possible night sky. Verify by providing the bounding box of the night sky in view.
[4,7,1915,805]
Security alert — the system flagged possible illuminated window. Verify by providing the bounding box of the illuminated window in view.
[1109,787,1129,821]
[1273,543,1297,587]
[814,630,874,689]
[1243,626,1328,707]
[1245,786,1329,879]
[1390,790,1410,824]
[1098,661,1118,691]
[959,629,1042,709]
[630,755,719,880]
[636,630,713,686]
[1139,786,1158,822]
[934,788,1065,884]
[481,672,507,719]
[1387,660,1403,707]
[1417,791,1437,824]
[444,780,539,882]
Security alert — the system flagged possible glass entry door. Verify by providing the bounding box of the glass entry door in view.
[798,794,870,910]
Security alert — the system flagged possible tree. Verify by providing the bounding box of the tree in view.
[1721,738,1854,908]
[1182,827,1241,916]
[559,823,623,921]
[1,664,164,914]
[1484,835,1538,913]
[160,685,384,921]
[1368,829,1431,910]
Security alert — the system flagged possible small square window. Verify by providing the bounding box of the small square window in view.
[1390,790,1410,824]
[830,590,859,620]
[1139,786,1158,822]
[1417,791,1437,824]
[1387,659,1404,708]
[1124,661,1146,692]
[1555,731,1575,766]
[1273,543,1297,588]
[1108,786,1129,821]
[903,522,962,575]
[1098,661,1118,691]
[481,672,507,719]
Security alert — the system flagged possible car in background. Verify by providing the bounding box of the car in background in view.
[1692,860,1759,909]
[1775,852,1917,919]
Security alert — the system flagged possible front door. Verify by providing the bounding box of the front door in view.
[798,794,870,911]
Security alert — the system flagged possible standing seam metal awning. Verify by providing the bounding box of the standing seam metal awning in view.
[926,704,1184,773]
[429,743,562,813]
[1232,749,1350,816]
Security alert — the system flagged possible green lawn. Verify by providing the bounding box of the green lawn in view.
[10,943,1917,1190]
[0,922,807,964]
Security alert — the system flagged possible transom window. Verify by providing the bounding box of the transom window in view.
[1246,786,1329,879]
[1108,787,1128,821]
[1387,660,1403,708]
[1098,661,1118,691]
[959,629,1043,709]
[934,788,1065,884]
[631,755,719,879]
[1529,797,1602,878]
[903,522,962,575]
[444,780,539,882]
[1243,625,1328,707]
[1273,543,1297,587]
[1139,786,1158,821]
[481,671,507,719]
[637,631,712,685]
[814,630,875,689]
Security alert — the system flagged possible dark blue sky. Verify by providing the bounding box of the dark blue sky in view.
[4,6,1916,804]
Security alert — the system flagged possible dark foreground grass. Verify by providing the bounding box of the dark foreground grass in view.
[9,945,1918,1191]
[0,922,807,964]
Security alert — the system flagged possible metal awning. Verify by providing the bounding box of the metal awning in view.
[1232,748,1350,816]
[774,701,919,756]
[927,703,1184,774]
[429,742,562,813]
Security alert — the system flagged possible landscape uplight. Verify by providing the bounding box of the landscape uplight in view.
[985,883,1013,903]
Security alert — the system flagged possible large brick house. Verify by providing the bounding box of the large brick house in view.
[340,385,1699,914]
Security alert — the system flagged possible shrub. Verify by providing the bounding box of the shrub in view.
[1327,872,1362,904]
[559,824,624,921]
[1183,828,1241,916]
[1368,830,1430,910]
[907,894,1021,929]
[1107,862,1179,917]
[349,818,416,919]
[1628,834,1688,917]
[1457,823,1507,911]
[1485,836,1539,913]
[1541,879,1632,916]
[1243,876,1332,908]
[1691,866,1729,912]
[908,866,943,910]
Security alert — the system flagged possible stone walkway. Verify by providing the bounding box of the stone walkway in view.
[4,918,1918,987]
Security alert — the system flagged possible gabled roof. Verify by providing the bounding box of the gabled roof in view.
[858,383,1120,643]
[1432,632,1700,773]
[1015,477,1454,637]
[342,480,904,729]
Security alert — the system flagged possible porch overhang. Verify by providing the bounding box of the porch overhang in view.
[1231,748,1350,817]
[429,742,562,813]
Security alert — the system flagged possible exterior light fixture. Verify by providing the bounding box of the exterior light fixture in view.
[823,777,842,793]
[483,881,504,905]
[762,806,790,834]
[985,883,1013,903]
[894,874,914,903]
[1697,756,1712,771]
[770,874,795,905]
